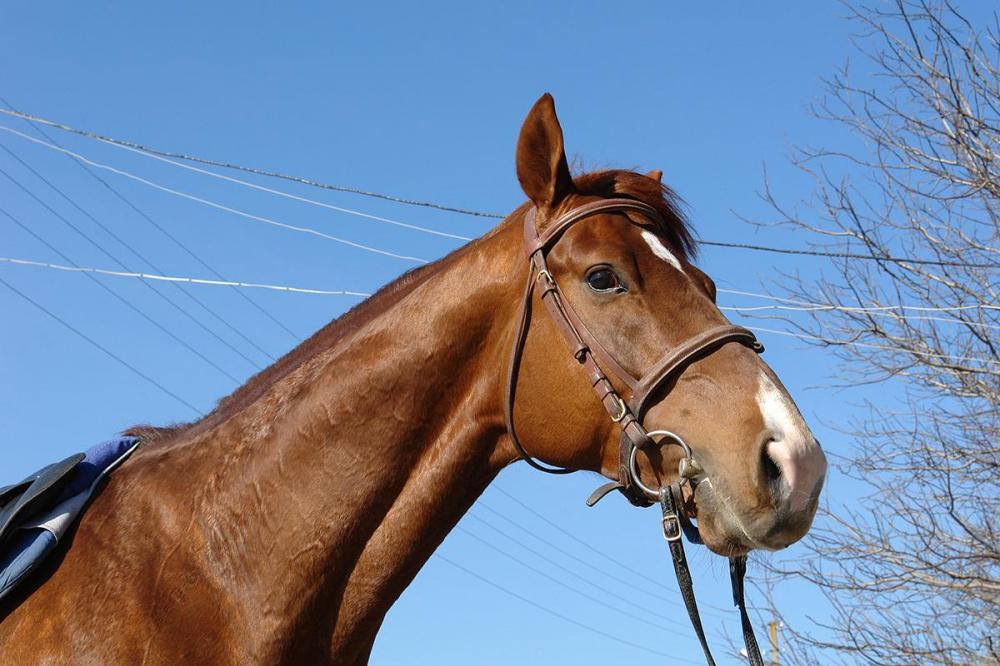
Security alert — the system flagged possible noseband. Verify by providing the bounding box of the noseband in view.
[504,198,765,666]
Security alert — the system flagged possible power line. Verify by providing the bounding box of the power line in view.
[722,304,1000,333]
[0,107,503,218]
[699,239,996,268]
[12,250,996,319]
[0,256,371,297]
[717,287,1000,313]
[748,324,1000,368]
[0,143,268,369]
[455,525,690,637]
[0,201,242,383]
[465,511,677,608]
[0,98,299,349]
[7,248,994,368]
[721,304,1000,332]
[473,502,732,622]
[477,500,668,593]
[717,290,1000,333]
[433,553,682,660]
[65,129,474,241]
[492,485,683,583]
[0,275,202,415]
[0,124,428,264]
[0,99,303,343]
[3,107,997,270]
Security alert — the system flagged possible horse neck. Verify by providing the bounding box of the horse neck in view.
[147,219,525,660]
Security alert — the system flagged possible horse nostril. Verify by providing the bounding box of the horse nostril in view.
[761,446,782,487]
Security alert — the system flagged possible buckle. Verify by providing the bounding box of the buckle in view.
[536,269,556,290]
[662,512,682,542]
[609,394,627,423]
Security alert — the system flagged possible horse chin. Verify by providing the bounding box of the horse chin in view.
[687,482,755,557]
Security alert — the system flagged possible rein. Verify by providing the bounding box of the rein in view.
[504,198,766,666]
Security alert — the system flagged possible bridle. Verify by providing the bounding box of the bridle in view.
[504,197,766,666]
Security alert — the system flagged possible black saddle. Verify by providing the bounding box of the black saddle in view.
[0,436,139,604]
[0,454,85,548]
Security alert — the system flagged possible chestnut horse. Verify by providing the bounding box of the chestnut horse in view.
[0,94,826,664]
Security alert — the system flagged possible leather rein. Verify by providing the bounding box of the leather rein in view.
[504,198,766,666]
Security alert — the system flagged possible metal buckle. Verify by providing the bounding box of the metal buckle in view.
[609,394,627,423]
[662,512,683,542]
[536,269,556,290]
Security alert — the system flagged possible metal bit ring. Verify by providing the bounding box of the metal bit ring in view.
[628,430,694,500]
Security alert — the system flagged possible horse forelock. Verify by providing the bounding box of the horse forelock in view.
[571,169,695,262]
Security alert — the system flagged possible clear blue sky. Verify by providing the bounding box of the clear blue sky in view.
[1,2,894,663]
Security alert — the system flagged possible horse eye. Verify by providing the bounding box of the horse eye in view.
[586,268,624,293]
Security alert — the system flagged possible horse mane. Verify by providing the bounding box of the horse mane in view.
[127,169,694,443]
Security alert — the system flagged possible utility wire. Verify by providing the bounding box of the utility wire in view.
[0,98,302,342]
[477,500,671,594]
[717,287,1000,313]
[3,107,997,269]
[455,525,691,637]
[5,250,995,367]
[0,256,371,297]
[0,107,502,218]
[0,99,296,349]
[485,489,746,619]
[0,125,428,264]
[0,143,267,369]
[698,239,997,268]
[0,275,202,415]
[473,502,733,622]
[466,512,677,607]
[0,201,242,383]
[493,485,689,584]
[720,304,1000,332]
[66,130,474,241]
[746,324,1000,368]
[433,553,683,661]
[9,252,995,317]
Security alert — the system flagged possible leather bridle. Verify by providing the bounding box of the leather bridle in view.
[504,197,766,666]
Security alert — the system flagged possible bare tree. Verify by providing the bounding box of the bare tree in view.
[747,2,1000,664]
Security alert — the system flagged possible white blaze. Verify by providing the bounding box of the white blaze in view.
[640,230,683,271]
[756,372,826,513]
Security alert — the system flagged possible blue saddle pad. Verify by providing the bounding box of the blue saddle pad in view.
[0,436,139,602]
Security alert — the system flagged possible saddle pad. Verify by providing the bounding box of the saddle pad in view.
[0,436,139,602]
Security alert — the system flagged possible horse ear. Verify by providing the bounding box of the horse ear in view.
[516,93,575,212]
[646,169,663,183]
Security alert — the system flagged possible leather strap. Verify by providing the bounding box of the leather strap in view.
[662,487,766,666]
[504,254,574,474]
[661,485,717,666]
[525,199,663,256]
[731,555,766,666]
[629,325,764,419]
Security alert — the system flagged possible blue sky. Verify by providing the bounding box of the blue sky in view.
[0,2,909,663]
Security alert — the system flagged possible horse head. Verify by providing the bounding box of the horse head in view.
[506,94,827,556]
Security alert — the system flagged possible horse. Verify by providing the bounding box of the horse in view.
[0,94,827,664]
